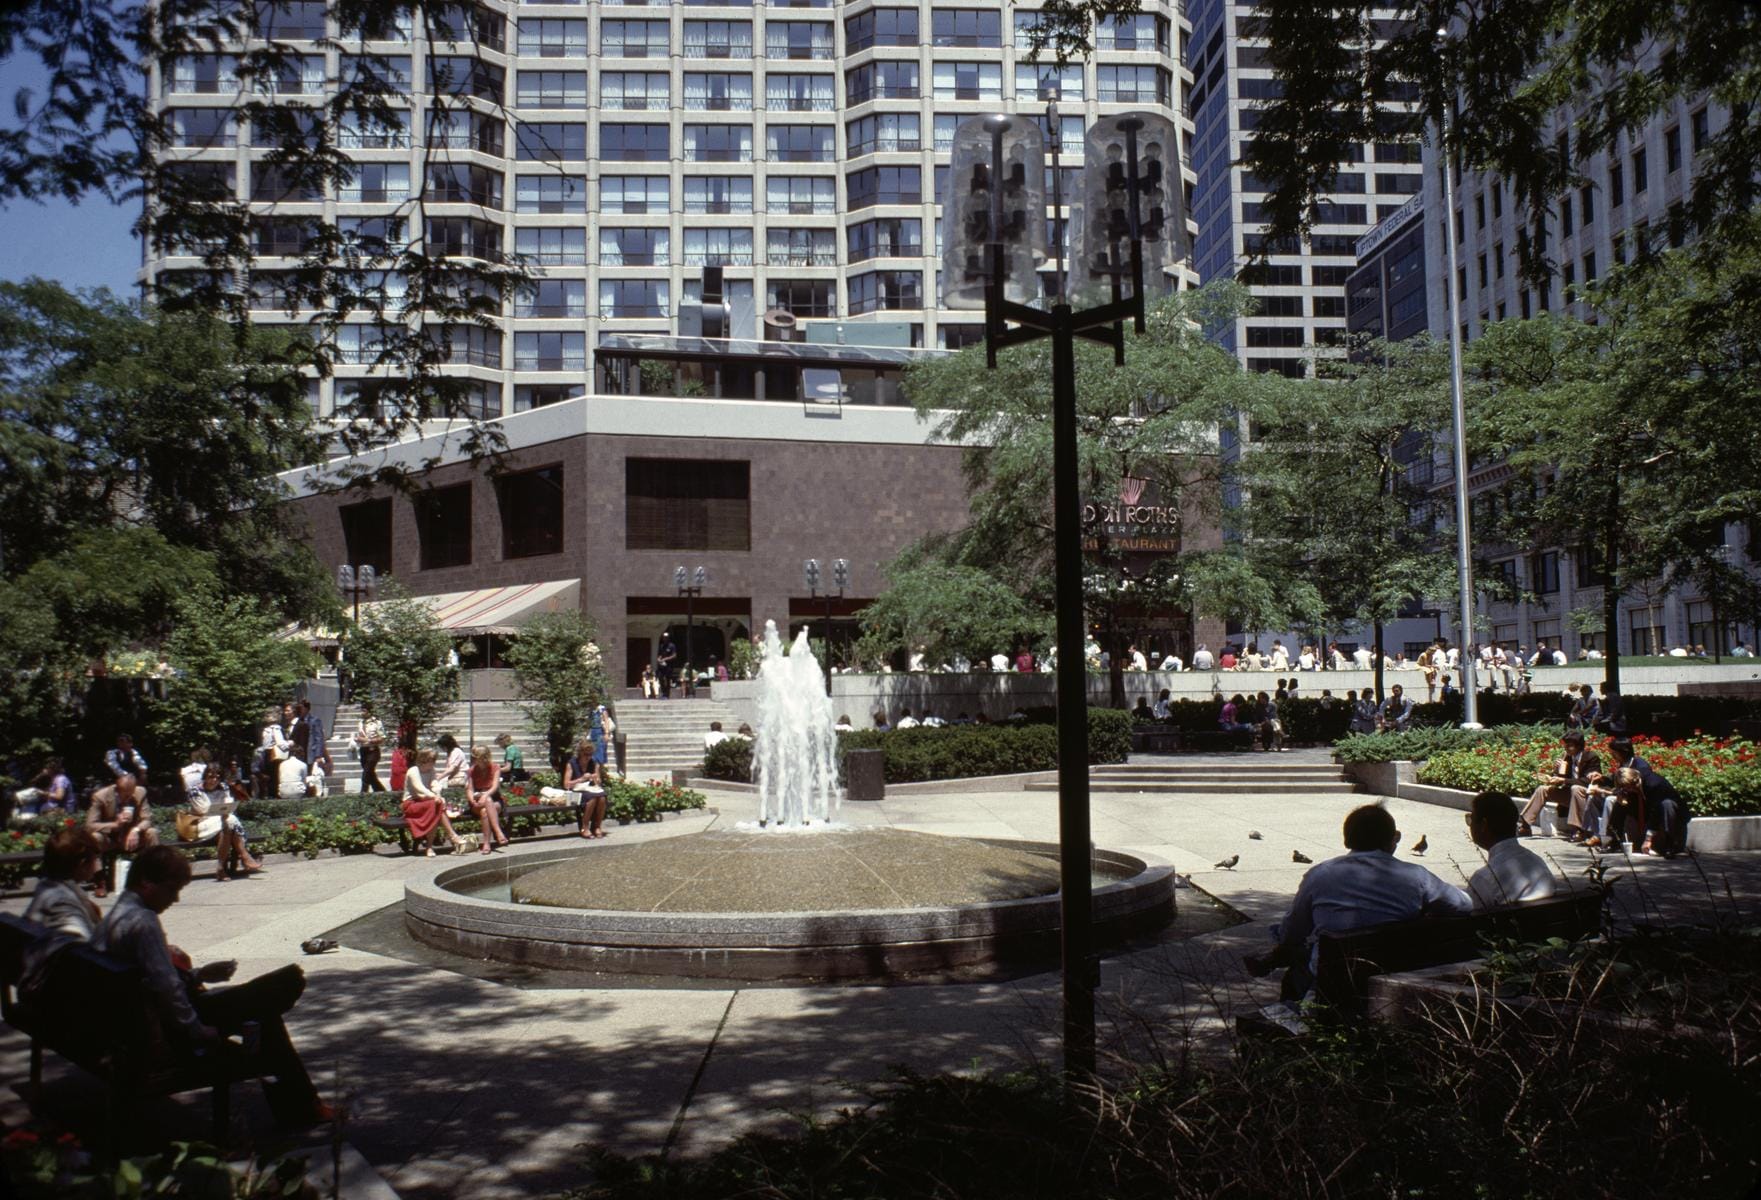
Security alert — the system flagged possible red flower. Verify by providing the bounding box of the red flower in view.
[3,1130,40,1147]
[56,1133,79,1147]
[10,831,21,840]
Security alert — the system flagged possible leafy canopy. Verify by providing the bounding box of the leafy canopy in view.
[341,580,459,735]
[504,610,609,764]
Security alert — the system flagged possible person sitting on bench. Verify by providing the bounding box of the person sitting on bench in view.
[1518,730,1600,838]
[18,828,105,1008]
[1465,790,1557,908]
[93,846,333,1127]
[1246,804,1472,999]
[1376,685,1415,732]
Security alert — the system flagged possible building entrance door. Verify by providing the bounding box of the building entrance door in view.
[626,637,652,688]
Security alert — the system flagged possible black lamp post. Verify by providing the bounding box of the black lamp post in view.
[804,557,849,695]
[945,102,1184,1089]
[674,565,707,693]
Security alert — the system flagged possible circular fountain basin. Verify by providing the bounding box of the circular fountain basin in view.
[403,828,1176,982]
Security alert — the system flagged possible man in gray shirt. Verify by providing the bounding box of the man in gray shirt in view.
[95,847,331,1126]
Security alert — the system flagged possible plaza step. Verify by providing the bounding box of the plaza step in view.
[615,697,741,779]
[1024,761,1361,796]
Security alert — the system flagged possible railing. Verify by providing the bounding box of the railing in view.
[684,199,752,214]
[848,137,921,155]
[767,250,836,266]
[765,41,834,59]
[768,95,835,111]
[600,251,666,266]
[687,148,752,162]
[514,303,587,318]
[767,148,834,162]
[604,95,669,110]
[683,251,755,266]
[849,242,923,262]
[776,199,835,214]
[682,41,751,58]
[516,355,589,370]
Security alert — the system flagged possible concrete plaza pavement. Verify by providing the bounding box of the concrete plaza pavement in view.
[4,752,1758,1198]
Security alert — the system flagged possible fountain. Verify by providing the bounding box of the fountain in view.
[401,623,1177,981]
[752,621,841,828]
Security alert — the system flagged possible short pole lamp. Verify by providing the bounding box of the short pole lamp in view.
[336,563,377,625]
[944,102,1185,1090]
[803,557,849,695]
[674,565,708,692]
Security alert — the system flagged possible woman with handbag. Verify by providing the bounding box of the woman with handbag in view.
[254,708,290,799]
[185,765,265,880]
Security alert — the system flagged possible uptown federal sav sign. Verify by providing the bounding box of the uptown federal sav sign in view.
[1082,476,1181,554]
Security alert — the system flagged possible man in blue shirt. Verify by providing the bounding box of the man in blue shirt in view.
[1248,804,1472,997]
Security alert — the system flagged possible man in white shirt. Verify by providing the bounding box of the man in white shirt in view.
[180,749,210,801]
[894,708,921,729]
[704,721,730,751]
[276,754,309,799]
[1129,645,1148,671]
[1192,644,1215,671]
[990,652,1010,672]
[1465,790,1557,908]
[1269,641,1290,671]
[1550,646,1567,666]
[1247,805,1472,996]
[1351,644,1373,669]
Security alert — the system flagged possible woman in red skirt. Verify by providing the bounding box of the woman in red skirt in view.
[402,749,465,856]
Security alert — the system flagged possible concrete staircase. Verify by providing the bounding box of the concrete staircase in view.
[614,698,742,781]
[1025,760,1361,796]
[319,702,545,788]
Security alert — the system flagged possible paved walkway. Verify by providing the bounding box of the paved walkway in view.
[5,757,1757,1198]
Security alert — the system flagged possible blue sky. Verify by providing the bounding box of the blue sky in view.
[0,54,144,296]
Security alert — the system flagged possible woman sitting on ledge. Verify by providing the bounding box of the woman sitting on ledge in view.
[191,765,266,880]
[402,749,466,857]
[564,737,608,840]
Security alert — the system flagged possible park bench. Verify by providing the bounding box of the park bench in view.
[1129,726,1184,754]
[1175,728,1257,753]
[1311,889,1604,1018]
[0,913,262,1145]
[370,801,565,853]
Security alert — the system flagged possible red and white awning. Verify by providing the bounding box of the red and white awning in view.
[413,579,581,634]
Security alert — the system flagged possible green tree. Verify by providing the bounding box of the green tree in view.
[853,557,1043,670]
[901,284,1273,704]
[341,581,459,738]
[504,610,610,769]
[149,589,315,767]
[1230,336,1458,699]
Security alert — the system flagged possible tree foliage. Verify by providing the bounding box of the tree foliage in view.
[2,0,528,468]
[853,557,1043,669]
[340,580,458,735]
[149,588,315,766]
[504,610,609,766]
[1241,0,1758,284]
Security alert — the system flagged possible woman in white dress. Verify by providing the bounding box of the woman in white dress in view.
[192,764,266,880]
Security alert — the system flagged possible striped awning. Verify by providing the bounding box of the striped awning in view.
[411,579,581,634]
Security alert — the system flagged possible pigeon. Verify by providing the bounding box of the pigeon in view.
[1292,850,1313,864]
[1411,834,1429,856]
[300,937,339,955]
[1214,854,1239,870]
[1247,830,1264,840]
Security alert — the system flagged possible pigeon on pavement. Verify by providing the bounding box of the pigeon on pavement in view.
[1247,830,1263,840]
[1214,854,1240,870]
[1292,850,1313,864]
[1411,834,1429,856]
[300,937,339,955]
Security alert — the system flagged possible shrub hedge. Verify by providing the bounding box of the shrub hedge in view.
[1135,696,1354,745]
[700,710,1132,785]
[1331,724,1546,764]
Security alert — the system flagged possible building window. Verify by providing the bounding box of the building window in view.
[599,279,669,318]
[931,61,1002,101]
[1532,551,1560,594]
[846,165,921,209]
[931,9,1001,47]
[684,71,753,110]
[685,226,755,266]
[516,69,587,107]
[844,8,917,52]
[598,175,667,214]
[683,20,753,58]
[500,466,565,560]
[425,163,501,207]
[1632,146,1648,193]
[600,123,669,162]
[765,21,834,59]
[1691,106,1710,153]
[415,484,471,570]
[625,458,750,551]
[765,124,834,162]
[765,227,833,266]
[515,174,588,213]
[1095,65,1169,104]
[514,331,586,370]
[846,61,919,103]
[427,56,503,101]
[1097,12,1167,51]
[599,226,669,266]
[683,123,753,162]
[515,122,587,161]
[846,112,920,155]
[514,384,575,412]
[767,72,835,111]
[1016,62,1083,102]
[600,71,670,109]
[1628,608,1666,656]
[340,498,393,576]
[684,175,753,213]
[766,279,836,317]
[1582,252,1597,283]
[847,217,922,263]
[600,20,668,57]
[515,278,587,318]
[847,269,921,314]
[515,225,585,265]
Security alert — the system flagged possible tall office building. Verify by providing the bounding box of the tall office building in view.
[1420,95,1755,658]
[144,0,1197,419]
[1186,0,1422,382]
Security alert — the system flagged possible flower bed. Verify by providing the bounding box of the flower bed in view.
[1417,731,1761,817]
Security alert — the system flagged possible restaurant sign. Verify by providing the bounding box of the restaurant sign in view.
[1082,476,1181,553]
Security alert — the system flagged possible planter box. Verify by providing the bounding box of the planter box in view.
[1339,759,1417,797]
[1396,779,1761,849]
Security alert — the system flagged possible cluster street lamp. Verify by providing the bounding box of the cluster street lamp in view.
[945,100,1184,1088]
[336,563,378,625]
[803,557,850,695]
[674,565,708,694]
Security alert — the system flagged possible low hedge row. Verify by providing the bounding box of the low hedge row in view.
[1331,725,1549,764]
[701,709,1133,785]
[1136,697,1354,745]
[0,775,708,885]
